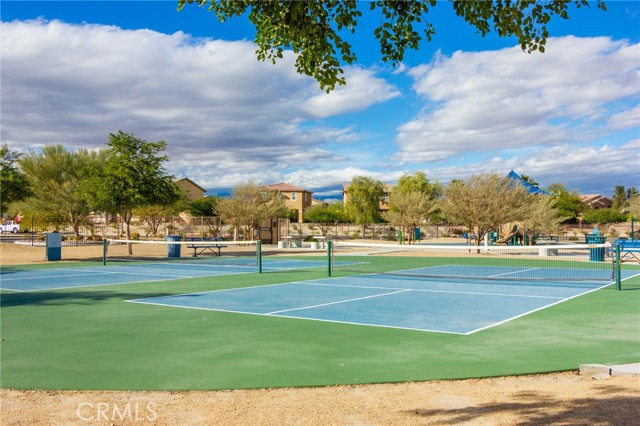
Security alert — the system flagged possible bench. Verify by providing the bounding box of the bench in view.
[614,239,640,262]
[185,237,228,257]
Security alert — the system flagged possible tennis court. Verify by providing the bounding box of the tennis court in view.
[2,239,639,391]
[129,266,638,335]
[0,257,331,292]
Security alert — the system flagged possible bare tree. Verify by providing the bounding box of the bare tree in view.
[217,181,288,241]
[440,174,531,246]
[383,190,436,244]
[521,195,567,244]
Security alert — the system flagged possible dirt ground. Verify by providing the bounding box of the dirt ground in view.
[1,242,639,426]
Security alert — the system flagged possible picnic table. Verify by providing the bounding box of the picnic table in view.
[185,237,228,257]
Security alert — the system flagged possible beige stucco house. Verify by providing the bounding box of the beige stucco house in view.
[175,178,206,201]
[267,183,313,223]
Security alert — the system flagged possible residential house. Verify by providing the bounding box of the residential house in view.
[175,178,206,202]
[342,183,393,212]
[267,183,313,223]
[580,194,613,209]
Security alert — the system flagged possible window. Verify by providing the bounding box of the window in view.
[291,192,297,201]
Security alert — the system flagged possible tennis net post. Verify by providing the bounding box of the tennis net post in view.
[327,240,333,277]
[614,243,622,290]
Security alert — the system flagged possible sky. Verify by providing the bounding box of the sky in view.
[1,1,639,199]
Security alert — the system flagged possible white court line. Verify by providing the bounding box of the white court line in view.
[125,299,468,335]
[0,268,256,292]
[1,269,192,281]
[265,289,412,315]
[489,267,541,278]
[298,281,564,300]
[465,281,615,335]
[126,277,612,336]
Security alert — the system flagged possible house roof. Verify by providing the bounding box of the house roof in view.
[580,194,612,208]
[267,183,311,193]
[175,177,207,193]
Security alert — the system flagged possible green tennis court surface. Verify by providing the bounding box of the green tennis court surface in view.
[1,258,638,391]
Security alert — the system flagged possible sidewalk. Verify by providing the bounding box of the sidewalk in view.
[580,362,640,378]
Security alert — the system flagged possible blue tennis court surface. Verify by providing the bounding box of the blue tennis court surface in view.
[0,258,331,292]
[129,270,639,335]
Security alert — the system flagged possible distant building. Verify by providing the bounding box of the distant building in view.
[580,194,613,209]
[175,178,206,201]
[267,183,313,222]
[342,183,393,212]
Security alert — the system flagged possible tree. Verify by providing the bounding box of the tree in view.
[582,208,627,227]
[187,196,222,237]
[179,0,606,92]
[520,174,540,188]
[396,171,442,198]
[0,143,31,216]
[626,187,639,201]
[384,171,440,243]
[439,173,531,245]
[134,204,182,237]
[189,196,220,217]
[612,185,627,211]
[344,176,385,238]
[216,181,288,240]
[546,183,583,221]
[383,190,435,244]
[520,194,566,244]
[85,131,181,253]
[304,202,348,236]
[19,145,104,238]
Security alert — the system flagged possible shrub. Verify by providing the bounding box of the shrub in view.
[130,232,140,241]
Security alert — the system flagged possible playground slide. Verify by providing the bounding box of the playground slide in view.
[495,225,522,245]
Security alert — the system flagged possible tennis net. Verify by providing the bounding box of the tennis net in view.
[103,239,262,270]
[330,241,616,282]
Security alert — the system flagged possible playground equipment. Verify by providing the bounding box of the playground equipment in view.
[494,225,524,245]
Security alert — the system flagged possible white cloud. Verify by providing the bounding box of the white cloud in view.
[0,19,397,169]
[397,36,640,163]
[301,67,401,118]
[608,105,640,129]
[421,139,640,193]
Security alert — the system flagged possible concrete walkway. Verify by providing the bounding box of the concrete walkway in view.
[580,363,640,378]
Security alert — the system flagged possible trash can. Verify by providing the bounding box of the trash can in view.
[45,232,62,261]
[586,234,606,262]
[414,227,421,241]
[167,235,182,258]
